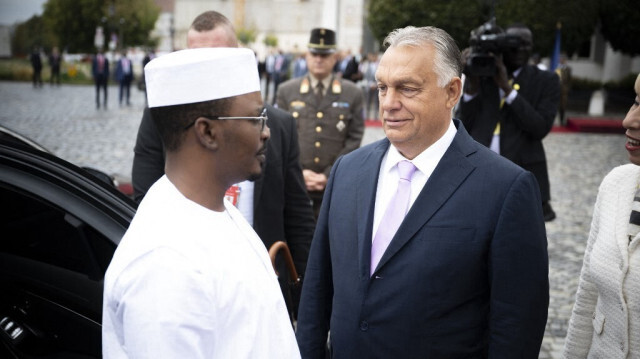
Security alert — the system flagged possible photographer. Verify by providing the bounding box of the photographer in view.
[458,22,560,221]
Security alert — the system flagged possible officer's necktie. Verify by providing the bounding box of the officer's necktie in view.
[316,82,324,106]
[370,160,417,275]
[628,185,640,244]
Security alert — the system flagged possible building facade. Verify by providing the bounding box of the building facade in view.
[172,0,367,60]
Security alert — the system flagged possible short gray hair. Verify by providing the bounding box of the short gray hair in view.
[383,26,461,87]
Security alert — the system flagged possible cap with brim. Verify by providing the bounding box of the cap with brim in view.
[308,28,337,54]
[144,47,260,108]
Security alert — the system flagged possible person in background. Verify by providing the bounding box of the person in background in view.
[276,27,364,218]
[139,49,155,103]
[264,50,277,103]
[49,46,61,86]
[115,49,134,106]
[563,74,640,358]
[142,49,155,68]
[359,52,379,120]
[556,53,572,126]
[131,11,315,319]
[296,25,549,358]
[271,50,289,104]
[341,48,363,83]
[92,49,109,109]
[292,52,308,79]
[457,23,560,221]
[30,46,42,88]
[531,53,547,71]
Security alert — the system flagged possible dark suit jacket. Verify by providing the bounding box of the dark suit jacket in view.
[342,56,362,83]
[91,56,109,80]
[131,105,315,280]
[296,120,549,358]
[115,57,133,83]
[458,65,560,202]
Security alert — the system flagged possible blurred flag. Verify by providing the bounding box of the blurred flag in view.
[550,22,561,71]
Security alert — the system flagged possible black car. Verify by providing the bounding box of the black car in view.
[0,126,136,358]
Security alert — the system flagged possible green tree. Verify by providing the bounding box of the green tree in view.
[367,0,608,58]
[264,34,278,47]
[42,0,104,53]
[237,27,257,46]
[42,0,160,53]
[368,0,486,50]
[110,0,161,49]
[598,0,640,56]
[493,0,598,57]
[11,15,56,57]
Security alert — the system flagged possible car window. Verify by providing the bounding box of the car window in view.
[0,184,115,277]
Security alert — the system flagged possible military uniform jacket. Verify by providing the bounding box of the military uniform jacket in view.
[276,75,364,177]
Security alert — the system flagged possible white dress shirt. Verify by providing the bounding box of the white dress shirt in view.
[236,180,254,225]
[372,120,456,239]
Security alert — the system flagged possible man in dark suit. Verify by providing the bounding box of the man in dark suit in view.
[92,49,109,109]
[30,46,42,88]
[48,46,61,86]
[276,28,364,217]
[458,23,560,221]
[132,11,315,318]
[296,26,549,358]
[115,50,134,106]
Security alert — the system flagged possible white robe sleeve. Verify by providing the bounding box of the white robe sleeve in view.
[111,247,216,358]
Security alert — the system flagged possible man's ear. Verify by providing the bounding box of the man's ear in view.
[194,117,219,151]
[446,77,462,110]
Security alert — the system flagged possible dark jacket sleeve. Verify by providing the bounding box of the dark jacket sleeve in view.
[296,156,338,359]
[505,69,560,140]
[280,109,316,275]
[458,78,501,146]
[132,107,166,203]
[488,170,549,358]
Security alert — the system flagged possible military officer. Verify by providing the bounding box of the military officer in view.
[276,28,364,217]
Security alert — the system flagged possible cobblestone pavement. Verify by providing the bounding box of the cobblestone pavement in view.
[0,81,630,358]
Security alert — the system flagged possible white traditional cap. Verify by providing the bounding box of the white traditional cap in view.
[144,47,260,108]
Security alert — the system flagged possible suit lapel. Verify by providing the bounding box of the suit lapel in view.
[373,123,478,274]
[357,139,390,279]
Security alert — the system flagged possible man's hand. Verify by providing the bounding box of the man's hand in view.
[493,54,512,95]
[303,169,327,191]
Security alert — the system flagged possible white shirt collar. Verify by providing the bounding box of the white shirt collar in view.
[308,73,332,94]
[513,67,523,79]
[382,119,457,177]
[372,120,457,239]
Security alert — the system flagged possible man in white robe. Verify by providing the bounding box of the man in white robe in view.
[102,48,300,358]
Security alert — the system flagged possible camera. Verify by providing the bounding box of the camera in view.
[465,18,522,77]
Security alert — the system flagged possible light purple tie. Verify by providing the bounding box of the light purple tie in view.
[370,160,417,275]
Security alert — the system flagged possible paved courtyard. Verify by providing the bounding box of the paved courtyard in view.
[0,80,630,358]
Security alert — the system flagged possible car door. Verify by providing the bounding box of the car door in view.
[0,142,135,358]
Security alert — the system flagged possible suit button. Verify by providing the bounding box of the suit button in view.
[317,112,324,119]
[293,111,299,118]
[315,141,321,148]
[360,321,368,331]
[314,157,320,164]
[316,126,322,133]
